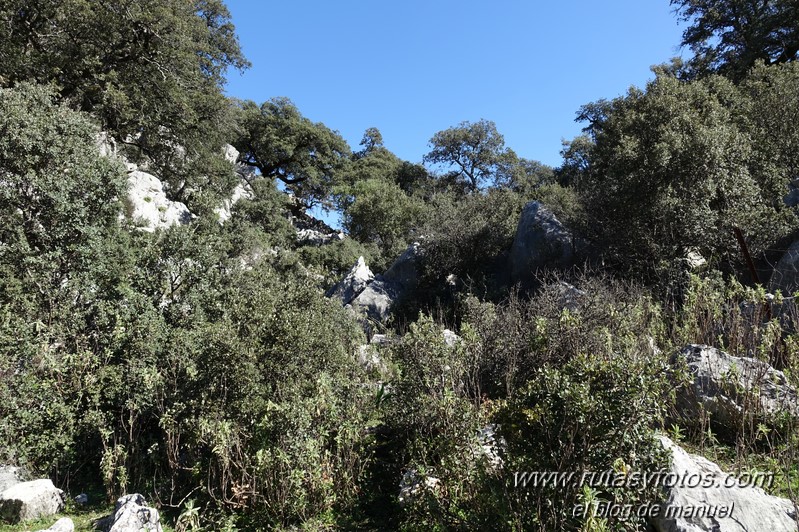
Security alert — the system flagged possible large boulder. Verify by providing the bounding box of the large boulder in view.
[0,479,65,523]
[0,466,24,493]
[508,202,575,289]
[770,239,799,296]
[671,345,799,434]
[652,436,797,531]
[327,256,375,305]
[99,494,163,532]
[348,242,423,322]
[125,170,193,231]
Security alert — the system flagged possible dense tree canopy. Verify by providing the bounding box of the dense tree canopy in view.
[0,0,248,206]
[234,97,352,208]
[424,119,519,192]
[0,84,128,313]
[575,72,794,279]
[672,0,799,79]
[2,1,799,529]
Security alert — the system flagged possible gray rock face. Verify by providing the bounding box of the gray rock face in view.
[348,243,423,322]
[770,239,799,296]
[442,329,460,347]
[100,494,163,532]
[509,202,575,289]
[125,170,193,232]
[35,517,75,532]
[0,466,24,493]
[672,345,799,432]
[0,479,65,523]
[327,256,375,304]
[349,279,395,322]
[652,436,797,532]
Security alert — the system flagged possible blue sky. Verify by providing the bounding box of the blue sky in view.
[223,0,687,168]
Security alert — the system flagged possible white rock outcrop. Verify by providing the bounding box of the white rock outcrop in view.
[124,170,194,232]
[0,479,65,523]
[348,242,423,322]
[99,493,163,532]
[475,424,505,470]
[214,144,256,223]
[672,344,799,432]
[652,436,797,531]
[327,257,375,305]
[296,228,345,246]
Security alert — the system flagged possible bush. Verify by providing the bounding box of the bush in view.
[369,277,673,530]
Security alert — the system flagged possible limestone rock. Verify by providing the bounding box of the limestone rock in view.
[0,466,24,493]
[214,181,253,223]
[125,170,193,232]
[99,494,163,532]
[0,479,65,523]
[223,143,239,164]
[327,257,375,305]
[356,344,386,374]
[349,242,422,322]
[555,281,586,312]
[685,249,707,270]
[672,345,799,433]
[35,517,75,532]
[509,202,575,289]
[214,144,257,223]
[652,436,797,532]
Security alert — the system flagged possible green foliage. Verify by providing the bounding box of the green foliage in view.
[368,278,673,530]
[0,84,127,283]
[577,73,792,282]
[234,97,352,208]
[298,231,377,287]
[0,83,129,478]
[0,85,377,525]
[529,183,586,233]
[377,316,501,531]
[424,119,519,192]
[506,158,556,198]
[223,177,296,252]
[0,0,248,207]
[672,0,799,80]
[338,178,427,271]
[335,128,434,269]
[738,62,799,197]
[499,351,670,530]
[667,273,799,507]
[417,188,524,300]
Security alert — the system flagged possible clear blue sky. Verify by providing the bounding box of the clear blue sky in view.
[223,0,687,168]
